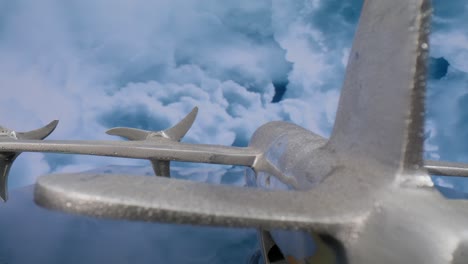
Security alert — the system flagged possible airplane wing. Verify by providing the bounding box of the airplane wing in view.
[0,138,261,202]
[424,160,468,177]
[0,140,259,166]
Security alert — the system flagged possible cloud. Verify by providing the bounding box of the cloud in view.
[423,0,468,190]
[0,0,364,188]
[426,67,468,162]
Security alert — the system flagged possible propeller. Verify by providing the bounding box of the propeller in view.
[0,120,58,201]
[106,107,198,177]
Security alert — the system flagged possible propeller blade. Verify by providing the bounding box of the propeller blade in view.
[0,120,59,201]
[106,127,148,141]
[106,107,198,177]
[162,106,198,141]
[16,120,59,140]
[105,107,198,142]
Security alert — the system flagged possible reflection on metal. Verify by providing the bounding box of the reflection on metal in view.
[1,0,468,263]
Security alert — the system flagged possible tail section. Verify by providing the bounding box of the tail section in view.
[0,120,58,201]
[329,0,431,174]
[106,107,198,177]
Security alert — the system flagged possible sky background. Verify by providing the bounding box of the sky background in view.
[0,0,467,262]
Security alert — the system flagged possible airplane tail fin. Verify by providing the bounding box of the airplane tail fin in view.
[106,107,198,176]
[329,0,431,175]
[0,120,58,201]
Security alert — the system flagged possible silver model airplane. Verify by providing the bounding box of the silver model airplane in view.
[2,0,468,263]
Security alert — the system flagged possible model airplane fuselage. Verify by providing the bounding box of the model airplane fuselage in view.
[2,0,468,263]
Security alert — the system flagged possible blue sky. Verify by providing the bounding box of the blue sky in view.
[0,0,466,190]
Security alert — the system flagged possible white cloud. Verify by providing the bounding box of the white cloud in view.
[431,32,468,72]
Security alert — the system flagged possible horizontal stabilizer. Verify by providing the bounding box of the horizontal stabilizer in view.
[35,173,363,232]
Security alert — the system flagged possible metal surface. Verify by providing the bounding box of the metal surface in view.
[329,0,428,175]
[0,139,259,166]
[35,172,363,231]
[1,0,468,263]
[425,160,468,177]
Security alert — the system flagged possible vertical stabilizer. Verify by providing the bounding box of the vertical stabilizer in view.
[329,0,431,173]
